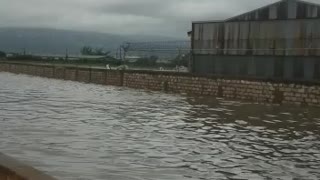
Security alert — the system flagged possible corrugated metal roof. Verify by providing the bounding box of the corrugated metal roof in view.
[301,0,320,6]
[225,0,284,22]
[193,0,320,23]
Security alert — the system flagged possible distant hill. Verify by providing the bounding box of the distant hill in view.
[0,27,184,55]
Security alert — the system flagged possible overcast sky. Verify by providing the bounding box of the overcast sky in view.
[2,0,318,38]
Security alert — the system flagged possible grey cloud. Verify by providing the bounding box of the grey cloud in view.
[96,0,169,17]
[0,0,302,38]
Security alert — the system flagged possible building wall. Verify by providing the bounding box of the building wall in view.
[192,0,320,79]
[192,55,319,80]
[227,0,320,21]
[193,19,320,56]
[1,62,320,107]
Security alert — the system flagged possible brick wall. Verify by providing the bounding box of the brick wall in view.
[65,68,77,81]
[106,71,123,86]
[1,62,320,107]
[43,67,54,78]
[123,72,320,106]
[77,69,91,83]
[54,67,65,79]
[91,70,106,84]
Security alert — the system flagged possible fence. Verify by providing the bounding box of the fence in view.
[118,41,191,72]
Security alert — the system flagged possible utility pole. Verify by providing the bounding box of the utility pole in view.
[123,46,127,63]
[119,46,122,62]
[116,48,119,60]
[65,48,69,61]
[121,42,130,66]
[178,48,181,72]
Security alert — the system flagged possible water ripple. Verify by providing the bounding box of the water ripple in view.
[0,72,320,180]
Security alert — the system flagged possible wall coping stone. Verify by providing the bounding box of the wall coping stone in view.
[1,60,320,86]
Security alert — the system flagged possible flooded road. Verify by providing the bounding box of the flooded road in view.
[0,72,319,180]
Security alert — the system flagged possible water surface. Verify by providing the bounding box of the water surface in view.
[0,72,319,180]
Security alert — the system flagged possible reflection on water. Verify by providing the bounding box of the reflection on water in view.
[0,72,319,180]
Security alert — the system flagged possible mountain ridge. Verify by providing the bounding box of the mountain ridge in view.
[0,27,185,55]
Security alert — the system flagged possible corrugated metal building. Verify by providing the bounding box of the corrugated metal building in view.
[191,0,320,80]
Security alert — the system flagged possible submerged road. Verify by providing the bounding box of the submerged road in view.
[0,72,319,180]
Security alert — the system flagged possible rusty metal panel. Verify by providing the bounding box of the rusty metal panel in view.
[269,4,278,19]
[193,19,320,56]
[193,23,221,54]
[238,22,250,55]
[255,21,271,55]
[227,1,280,21]
[288,0,297,18]
[193,23,202,54]
[193,24,201,40]
[202,23,215,40]
[225,22,239,55]
[202,23,218,54]
[313,20,320,38]
[297,0,320,18]
[226,0,320,22]
[306,5,318,17]
[255,11,259,19]
[223,23,231,54]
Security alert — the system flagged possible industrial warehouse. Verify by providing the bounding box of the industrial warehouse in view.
[191,0,320,81]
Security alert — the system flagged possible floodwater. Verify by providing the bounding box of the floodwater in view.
[0,72,319,180]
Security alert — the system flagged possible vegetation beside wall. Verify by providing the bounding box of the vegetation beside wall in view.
[125,53,190,68]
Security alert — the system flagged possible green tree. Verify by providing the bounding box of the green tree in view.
[81,46,94,55]
[94,48,104,55]
[81,46,111,56]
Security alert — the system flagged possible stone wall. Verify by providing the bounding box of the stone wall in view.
[1,61,320,107]
[91,70,106,84]
[0,153,56,180]
[106,70,123,86]
[65,68,77,81]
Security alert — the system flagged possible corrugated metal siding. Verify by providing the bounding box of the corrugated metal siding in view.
[193,55,317,80]
[227,0,320,21]
[192,0,320,79]
[194,55,215,74]
[297,1,320,18]
[269,5,278,19]
[193,19,320,56]
[288,0,297,18]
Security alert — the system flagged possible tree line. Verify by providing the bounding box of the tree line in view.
[80,46,111,56]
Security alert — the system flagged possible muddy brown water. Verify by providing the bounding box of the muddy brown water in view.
[0,72,319,180]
